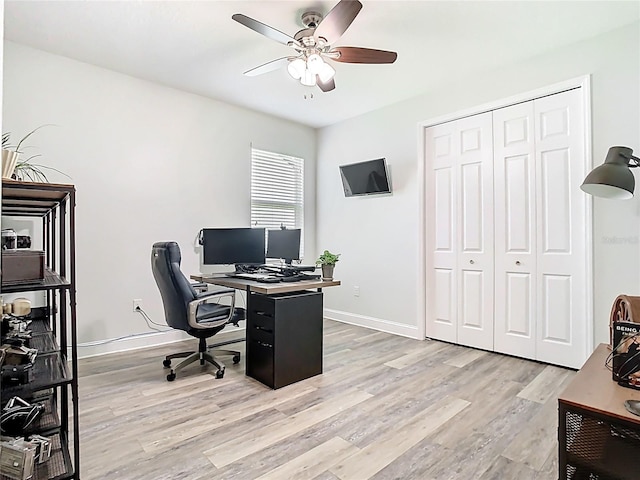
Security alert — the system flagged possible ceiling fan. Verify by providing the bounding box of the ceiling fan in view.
[232,0,398,92]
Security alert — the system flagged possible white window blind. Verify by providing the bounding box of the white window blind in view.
[251,148,304,254]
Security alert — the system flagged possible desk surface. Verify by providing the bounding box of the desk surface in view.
[559,343,640,424]
[191,274,340,295]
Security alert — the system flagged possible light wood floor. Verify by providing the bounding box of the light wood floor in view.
[77,320,574,479]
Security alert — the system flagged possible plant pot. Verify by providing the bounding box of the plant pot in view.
[2,150,20,179]
[321,264,335,281]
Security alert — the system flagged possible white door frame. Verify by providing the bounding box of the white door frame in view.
[417,75,593,359]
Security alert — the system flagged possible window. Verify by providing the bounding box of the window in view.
[251,148,304,255]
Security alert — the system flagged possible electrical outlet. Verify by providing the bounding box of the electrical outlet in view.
[132,299,143,312]
[353,286,360,297]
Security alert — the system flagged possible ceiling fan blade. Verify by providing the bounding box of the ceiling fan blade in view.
[232,14,300,47]
[244,57,290,77]
[314,0,363,45]
[317,76,336,92]
[332,47,398,64]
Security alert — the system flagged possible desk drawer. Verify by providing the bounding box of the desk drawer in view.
[246,338,274,387]
[250,293,276,317]
[249,309,275,330]
[248,324,274,345]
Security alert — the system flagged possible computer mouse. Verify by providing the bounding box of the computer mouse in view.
[624,399,640,416]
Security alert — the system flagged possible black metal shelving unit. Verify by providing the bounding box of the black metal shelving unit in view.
[1,180,79,480]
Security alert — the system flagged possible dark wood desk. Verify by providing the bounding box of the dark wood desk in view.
[558,343,640,479]
[190,274,340,294]
[191,274,340,389]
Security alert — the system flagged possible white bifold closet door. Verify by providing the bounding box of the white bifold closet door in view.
[425,112,494,350]
[426,88,588,368]
[493,89,587,368]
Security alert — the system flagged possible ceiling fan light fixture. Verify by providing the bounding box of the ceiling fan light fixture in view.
[318,62,336,82]
[287,58,306,80]
[233,0,397,93]
[306,53,324,74]
[300,68,317,87]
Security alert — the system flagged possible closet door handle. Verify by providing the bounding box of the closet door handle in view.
[516,261,521,265]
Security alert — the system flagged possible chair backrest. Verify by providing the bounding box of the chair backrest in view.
[151,242,198,331]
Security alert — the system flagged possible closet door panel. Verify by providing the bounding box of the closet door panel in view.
[504,154,532,252]
[535,89,587,368]
[505,272,534,337]
[493,102,537,360]
[425,122,458,342]
[434,268,455,330]
[542,274,572,342]
[457,113,494,350]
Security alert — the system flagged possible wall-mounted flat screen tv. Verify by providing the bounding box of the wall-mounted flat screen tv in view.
[339,158,391,197]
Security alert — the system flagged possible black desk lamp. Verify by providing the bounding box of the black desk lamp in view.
[581,146,640,199]
[584,147,640,415]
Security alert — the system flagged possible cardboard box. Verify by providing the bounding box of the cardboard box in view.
[1,250,45,286]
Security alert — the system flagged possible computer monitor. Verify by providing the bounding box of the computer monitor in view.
[266,228,301,264]
[202,228,266,265]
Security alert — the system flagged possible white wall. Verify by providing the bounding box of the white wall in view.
[2,41,317,356]
[317,22,640,346]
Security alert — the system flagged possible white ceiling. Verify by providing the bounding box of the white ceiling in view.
[4,1,640,128]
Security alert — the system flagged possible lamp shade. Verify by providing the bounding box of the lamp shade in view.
[318,62,336,83]
[287,58,306,80]
[580,146,636,200]
[306,54,324,74]
[300,68,317,87]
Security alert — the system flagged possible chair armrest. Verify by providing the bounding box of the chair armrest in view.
[190,281,209,293]
[196,288,235,299]
[187,289,237,330]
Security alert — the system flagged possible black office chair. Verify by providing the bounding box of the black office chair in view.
[151,241,245,381]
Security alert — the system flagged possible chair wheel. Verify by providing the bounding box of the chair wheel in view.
[233,354,241,364]
[166,372,176,382]
[215,370,224,379]
[163,359,171,368]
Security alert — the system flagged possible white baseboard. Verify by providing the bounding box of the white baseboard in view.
[75,324,245,359]
[74,313,418,360]
[323,309,423,340]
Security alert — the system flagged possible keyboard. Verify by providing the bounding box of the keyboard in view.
[280,273,321,282]
[280,265,317,273]
[234,273,281,283]
[235,273,272,280]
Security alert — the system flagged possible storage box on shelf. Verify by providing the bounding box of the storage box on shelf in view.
[1,180,79,480]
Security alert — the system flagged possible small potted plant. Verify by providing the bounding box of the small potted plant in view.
[316,250,340,280]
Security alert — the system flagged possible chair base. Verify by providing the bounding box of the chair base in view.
[163,337,241,381]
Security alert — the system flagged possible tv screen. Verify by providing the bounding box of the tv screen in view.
[266,228,301,264]
[202,228,265,265]
[339,158,391,197]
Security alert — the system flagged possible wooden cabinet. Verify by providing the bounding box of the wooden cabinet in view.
[1,180,79,479]
[558,344,640,480]
[246,291,323,389]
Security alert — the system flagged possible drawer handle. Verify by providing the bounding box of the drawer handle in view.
[254,311,273,318]
[254,326,273,333]
[254,340,273,348]
[516,261,521,265]
[469,260,475,264]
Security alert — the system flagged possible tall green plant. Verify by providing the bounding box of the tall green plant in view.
[2,125,68,182]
